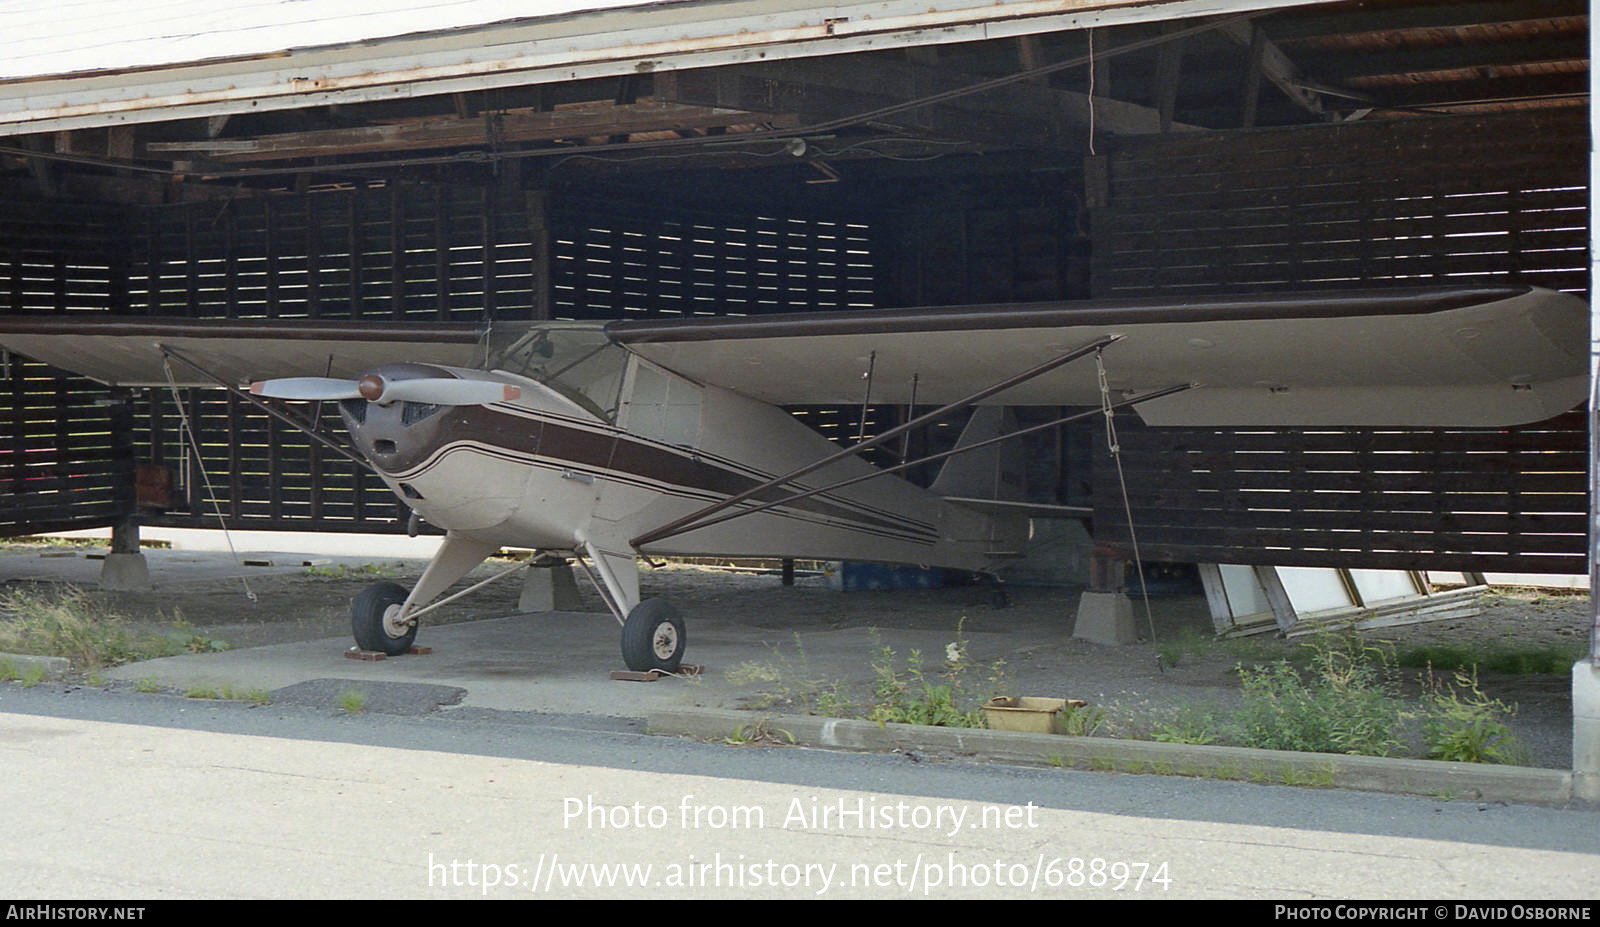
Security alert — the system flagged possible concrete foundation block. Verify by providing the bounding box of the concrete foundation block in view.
[1072,591,1139,646]
[99,552,151,592]
[519,563,583,613]
[1573,659,1600,803]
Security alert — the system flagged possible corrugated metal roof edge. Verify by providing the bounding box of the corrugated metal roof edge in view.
[0,0,1336,135]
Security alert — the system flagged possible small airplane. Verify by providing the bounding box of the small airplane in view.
[0,284,1586,672]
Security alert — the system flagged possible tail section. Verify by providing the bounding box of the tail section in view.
[931,406,1026,504]
[931,407,1031,558]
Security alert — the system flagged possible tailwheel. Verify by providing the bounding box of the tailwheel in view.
[620,599,685,672]
[352,581,417,655]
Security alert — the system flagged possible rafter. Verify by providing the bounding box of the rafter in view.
[144,102,798,163]
[1217,19,1324,117]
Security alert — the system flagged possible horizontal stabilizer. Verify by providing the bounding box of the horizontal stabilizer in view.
[940,497,1092,519]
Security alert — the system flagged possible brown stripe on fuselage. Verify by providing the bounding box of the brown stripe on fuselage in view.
[382,403,937,542]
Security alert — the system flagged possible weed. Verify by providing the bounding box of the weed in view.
[18,664,45,687]
[337,688,368,713]
[208,684,270,705]
[1278,764,1337,788]
[306,562,398,581]
[1397,642,1581,676]
[0,586,160,667]
[134,676,161,693]
[183,685,219,699]
[1046,754,1066,768]
[1151,704,1227,745]
[725,719,796,746]
[1057,702,1108,737]
[1234,631,1408,757]
[1155,628,1216,669]
[0,658,16,681]
[1422,668,1525,764]
[867,637,979,728]
[160,611,230,655]
[727,634,850,714]
[84,671,106,687]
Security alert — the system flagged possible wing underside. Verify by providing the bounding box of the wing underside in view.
[608,286,1588,427]
[0,317,486,387]
[0,286,1586,428]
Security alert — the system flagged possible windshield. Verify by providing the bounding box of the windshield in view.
[485,323,626,422]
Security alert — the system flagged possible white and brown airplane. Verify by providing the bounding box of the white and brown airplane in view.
[0,285,1586,672]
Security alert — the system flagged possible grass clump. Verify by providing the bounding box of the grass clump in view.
[865,623,1007,729]
[1422,669,1525,764]
[306,562,399,581]
[727,633,853,716]
[337,688,368,713]
[1233,632,1408,757]
[0,586,155,668]
[1396,642,1581,676]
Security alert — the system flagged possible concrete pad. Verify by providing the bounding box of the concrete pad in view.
[98,551,151,591]
[1574,659,1600,802]
[519,562,583,613]
[0,652,70,681]
[1072,591,1139,645]
[101,609,733,716]
[1,546,406,587]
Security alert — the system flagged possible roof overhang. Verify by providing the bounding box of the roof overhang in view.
[0,0,1342,134]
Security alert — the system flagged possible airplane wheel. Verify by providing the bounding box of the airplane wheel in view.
[352,581,417,655]
[620,599,685,672]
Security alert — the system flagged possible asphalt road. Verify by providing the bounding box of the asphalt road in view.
[3,683,1597,900]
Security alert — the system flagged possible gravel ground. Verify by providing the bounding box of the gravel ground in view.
[2,542,1590,769]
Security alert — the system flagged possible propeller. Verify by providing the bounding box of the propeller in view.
[251,375,520,406]
[249,377,362,401]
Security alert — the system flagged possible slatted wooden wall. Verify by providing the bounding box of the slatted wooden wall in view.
[128,185,545,322]
[1089,109,1590,573]
[124,187,885,532]
[1091,109,1589,297]
[1092,411,1589,574]
[128,183,544,533]
[549,200,879,318]
[0,201,134,536]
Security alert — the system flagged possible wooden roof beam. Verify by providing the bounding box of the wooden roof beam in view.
[1217,19,1325,117]
[1308,35,1590,82]
[143,102,797,162]
[656,56,1200,149]
[1264,0,1588,41]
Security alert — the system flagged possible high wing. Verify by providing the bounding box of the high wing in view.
[0,285,1585,428]
[608,285,1588,427]
[0,316,485,387]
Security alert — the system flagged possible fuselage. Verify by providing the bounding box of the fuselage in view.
[338,356,1027,572]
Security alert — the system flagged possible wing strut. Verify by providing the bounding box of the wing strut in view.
[159,344,374,472]
[632,382,1194,546]
[628,335,1121,549]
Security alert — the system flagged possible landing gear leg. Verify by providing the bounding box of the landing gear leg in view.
[575,541,688,673]
[986,573,1011,609]
[350,532,498,655]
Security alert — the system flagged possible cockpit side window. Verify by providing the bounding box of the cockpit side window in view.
[486,325,626,422]
[623,359,702,446]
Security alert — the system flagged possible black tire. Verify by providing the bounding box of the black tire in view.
[352,581,417,655]
[620,598,686,672]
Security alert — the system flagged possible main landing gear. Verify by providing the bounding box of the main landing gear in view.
[351,581,417,655]
[620,599,686,673]
[344,535,689,673]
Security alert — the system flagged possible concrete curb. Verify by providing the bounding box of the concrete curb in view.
[0,651,72,682]
[646,707,1578,806]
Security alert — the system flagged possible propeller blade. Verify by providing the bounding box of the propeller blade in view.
[250,377,362,401]
[378,378,521,406]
